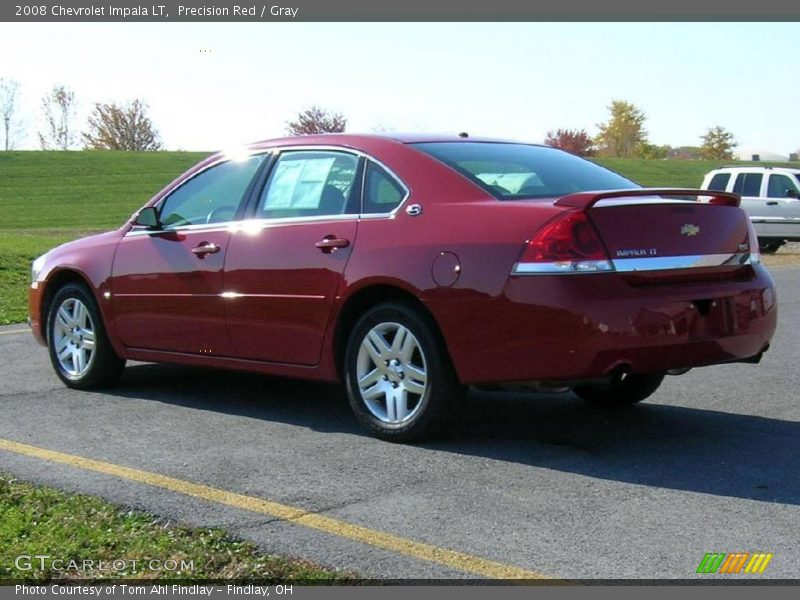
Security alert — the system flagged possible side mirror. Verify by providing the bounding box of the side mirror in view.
[786,189,799,199]
[134,206,161,229]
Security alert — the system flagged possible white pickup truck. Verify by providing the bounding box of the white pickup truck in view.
[701,166,800,253]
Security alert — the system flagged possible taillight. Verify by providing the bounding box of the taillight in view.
[513,211,613,274]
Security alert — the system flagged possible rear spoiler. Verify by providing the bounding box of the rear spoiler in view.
[555,188,741,209]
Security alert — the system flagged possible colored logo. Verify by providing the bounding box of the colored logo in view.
[681,224,700,236]
[696,552,773,574]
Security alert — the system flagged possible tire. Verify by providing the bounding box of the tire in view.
[46,283,125,389]
[573,372,665,407]
[759,241,783,254]
[343,302,463,442]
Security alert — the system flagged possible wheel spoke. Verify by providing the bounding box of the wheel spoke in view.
[75,349,87,374]
[362,383,386,401]
[386,388,409,423]
[73,302,88,328]
[55,335,70,351]
[365,330,390,364]
[57,306,71,329]
[58,345,72,361]
[404,378,426,396]
[391,326,408,354]
[81,339,95,351]
[358,368,381,390]
[405,364,427,385]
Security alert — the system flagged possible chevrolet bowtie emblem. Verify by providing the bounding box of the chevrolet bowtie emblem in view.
[681,224,700,236]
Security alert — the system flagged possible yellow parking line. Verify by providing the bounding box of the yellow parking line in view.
[0,437,552,580]
[0,329,28,336]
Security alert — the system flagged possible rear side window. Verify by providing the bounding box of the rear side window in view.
[257,151,360,219]
[362,162,406,214]
[767,174,800,198]
[733,173,763,197]
[411,142,637,199]
[707,173,731,191]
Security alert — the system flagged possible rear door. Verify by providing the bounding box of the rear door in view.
[762,173,800,238]
[734,171,785,239]
[111,155,266,354]
[223,149,361,365]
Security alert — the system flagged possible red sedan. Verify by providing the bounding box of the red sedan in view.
[28,134,777,441]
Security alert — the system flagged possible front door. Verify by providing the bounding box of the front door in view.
[111,155,266,354]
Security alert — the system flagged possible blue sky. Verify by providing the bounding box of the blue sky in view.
[1,22,797,153]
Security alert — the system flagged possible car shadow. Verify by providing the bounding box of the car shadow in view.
[109,362,799,506]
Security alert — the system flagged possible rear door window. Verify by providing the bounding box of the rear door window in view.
[256,151,360,219]
[732,173,763,197]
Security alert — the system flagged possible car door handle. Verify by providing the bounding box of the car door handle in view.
[315,236,350,254]
[191,242,221,258]
[766,201,779,205]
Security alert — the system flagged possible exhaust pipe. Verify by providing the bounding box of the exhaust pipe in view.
[608,364,632,385]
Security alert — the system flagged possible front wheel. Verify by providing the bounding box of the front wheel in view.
[47,283,126,389]
[573,373,665,407]
[343,303,463,442]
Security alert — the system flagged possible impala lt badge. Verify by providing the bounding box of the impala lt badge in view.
[681,224,700,236]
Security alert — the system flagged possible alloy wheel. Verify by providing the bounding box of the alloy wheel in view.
[356,322,428,425]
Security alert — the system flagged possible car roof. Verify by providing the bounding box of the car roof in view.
[248,132,533,148]
[710,166,800,174]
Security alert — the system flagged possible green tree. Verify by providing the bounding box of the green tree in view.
[83,99,162,151]
[286,106,346,135]
[700,126,737,160]
[594,100,648,158]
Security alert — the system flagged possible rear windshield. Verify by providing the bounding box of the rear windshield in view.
[412,142,638,200]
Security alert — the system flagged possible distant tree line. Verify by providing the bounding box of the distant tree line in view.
[544,99,740,160]
[0,80,162,151]
[0,79,788,159]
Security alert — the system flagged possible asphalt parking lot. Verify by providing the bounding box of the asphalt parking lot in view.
[1,266,798,581]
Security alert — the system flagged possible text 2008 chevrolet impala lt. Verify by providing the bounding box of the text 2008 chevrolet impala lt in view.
[28,134,777,441]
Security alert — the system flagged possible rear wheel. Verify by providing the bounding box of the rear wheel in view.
[47,283,125,389]
[573,373,664,407]
[344,302,463,442]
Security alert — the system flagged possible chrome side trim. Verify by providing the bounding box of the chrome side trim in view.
[750,216,800,223]
[512,260,613,274]
[512,252,753,275]
[612,252,751,272]
[126,213,361,238]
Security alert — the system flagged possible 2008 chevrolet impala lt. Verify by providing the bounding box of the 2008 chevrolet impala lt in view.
[28,134,777,441]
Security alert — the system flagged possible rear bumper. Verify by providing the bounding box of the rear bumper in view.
[434,265,777,385]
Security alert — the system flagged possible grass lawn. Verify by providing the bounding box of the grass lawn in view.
[1,150,797,324]
[0,475,349,582]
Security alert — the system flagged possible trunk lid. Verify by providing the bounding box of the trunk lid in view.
[588,201,750,270]
[551,188,754,278]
